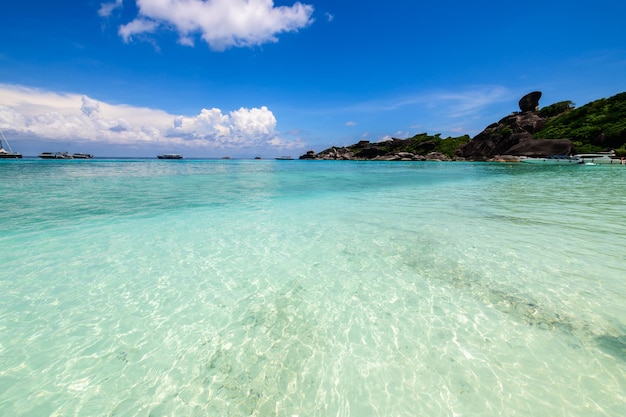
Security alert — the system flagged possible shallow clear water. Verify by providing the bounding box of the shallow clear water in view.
[1,159,625,416]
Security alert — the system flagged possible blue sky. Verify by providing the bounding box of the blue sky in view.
[1,0,624,158]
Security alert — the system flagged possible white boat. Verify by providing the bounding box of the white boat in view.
[275,156,294,160]
[72,153,94,159]
[521,151,624,165]
[520,155,582,164]
[157,154,183,159]
[574,151,621,164]
[0,129,22,159]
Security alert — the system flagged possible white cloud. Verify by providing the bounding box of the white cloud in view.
[231,107,276,136]
[428,86,512,118]
[81,95,100,116]
[98,0,123,18]
[116,0,315,50]
[0,84,294,151]
[119,18,160,42]
[337,85,512,117]
[345,120,357,126]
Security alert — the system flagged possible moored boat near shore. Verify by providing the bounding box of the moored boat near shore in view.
[521,151,624,165]
[520,155,582,164]
[575,151,622,164]
[0,145,22,159]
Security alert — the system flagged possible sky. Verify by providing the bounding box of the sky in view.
[0,0,625,158]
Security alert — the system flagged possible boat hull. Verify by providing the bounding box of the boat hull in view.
[521,156,581,164]
[0,153,22,159]
[575,155,622,164]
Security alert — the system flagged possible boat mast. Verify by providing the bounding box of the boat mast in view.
[0,129,16,153]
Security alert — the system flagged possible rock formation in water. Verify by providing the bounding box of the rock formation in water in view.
[300,91,626,161]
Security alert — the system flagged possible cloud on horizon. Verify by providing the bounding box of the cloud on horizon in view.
[101,0,315,51]
[0,84,301,152]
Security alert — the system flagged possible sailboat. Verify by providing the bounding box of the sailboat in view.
[0,129,22,159]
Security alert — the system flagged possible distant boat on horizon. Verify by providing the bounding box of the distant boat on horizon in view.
[157,154,183,159]
[39,151,95,159]
[39,151,73,159]
[71,153,94,159]
[274,156,294,160]
[0,129,22,159]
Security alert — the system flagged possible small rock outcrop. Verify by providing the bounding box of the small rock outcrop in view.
[505,138,573,157]
[299,139,453,161]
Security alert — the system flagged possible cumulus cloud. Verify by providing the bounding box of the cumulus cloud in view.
[171,106,289,148]
[0,83,294,151]
[114,0,315,50]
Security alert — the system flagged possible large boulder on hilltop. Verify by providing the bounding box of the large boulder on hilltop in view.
[456,91,576,159]
[519,91,542,112]
[456,111,547,160]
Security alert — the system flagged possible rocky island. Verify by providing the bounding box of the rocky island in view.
[300,91,626,161]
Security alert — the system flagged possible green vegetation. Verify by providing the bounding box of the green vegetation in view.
[392,133,471,158]
[338,133,471,159]
[534,92,626,154]
[537,100,575,118]
[500,125,513,137]
[431,134,472,156]
[332,133,471,159]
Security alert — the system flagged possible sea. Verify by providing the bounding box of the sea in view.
[1,158,625,417]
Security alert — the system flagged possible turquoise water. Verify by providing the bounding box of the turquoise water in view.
[1,159,625,416]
